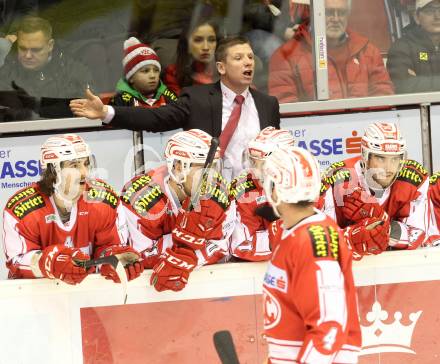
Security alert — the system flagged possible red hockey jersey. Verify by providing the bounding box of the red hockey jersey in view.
[319,156,430,249]
[263,211,361,363]
[120,166,235,267]
[229,171,273,261]
[3,179,127,279]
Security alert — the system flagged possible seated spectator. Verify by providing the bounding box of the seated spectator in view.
[319,122,430,259]
[387,0,440,93]
[163,18,218,95]
[269,0,394,102]
[110,37,177,108]
[0,16,92,99]
[2,134,143,284]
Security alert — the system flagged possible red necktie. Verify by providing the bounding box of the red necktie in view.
[219,95,245,157]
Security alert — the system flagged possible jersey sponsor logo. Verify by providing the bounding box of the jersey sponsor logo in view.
[419,52,428,61]
[324,168,351,186]
[430,171,440,185]
[6,187,37,209]
[88,179,116,192]
[202,181,230,210]
[133,185,163,216]
[229,174,257,199]
[397,167,424,187]
[121,175,153,204]
[13,195,45,219]
[263,286,282,330]
[86,187,118,209]
[404,160,428,176]
[308,225,339,260]
[264,262,288,293]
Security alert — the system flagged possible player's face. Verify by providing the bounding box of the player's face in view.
[59,157,90,201]
[416,0,440,35]
[17,30,53,70]
[367,153,402,188]
[182,163,204,197]
[129,64,160,95]
[188,23,217,64]
[216,43,254,92]
[325,0,350,41]
[250,157,265,180]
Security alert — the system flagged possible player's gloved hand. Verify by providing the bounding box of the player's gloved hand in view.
[173,201,224,250]
[99,245,144,283]
[255,204,279,222]
[344,217,390,257]
[150,247,197,292]
[39,244,91,285]
[342,188,387,222]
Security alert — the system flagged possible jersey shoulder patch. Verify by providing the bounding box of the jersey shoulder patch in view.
[229,172,258,200]
[397,160,427,187]
[121,174,166,216]
[306,224,339,260]
[6,185,46,220]
[430,171,440,186]
[322,161,352,187]
[85,180,119,209]
[202,172,230,210]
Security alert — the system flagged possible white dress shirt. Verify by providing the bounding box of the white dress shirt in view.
[220,82,260,181]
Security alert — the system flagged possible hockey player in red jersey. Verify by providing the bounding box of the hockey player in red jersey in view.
[3,134,143,285]
[229,126,294,261]
[263,146,361,364]
[120,129,235,292]
[319,122,429,259]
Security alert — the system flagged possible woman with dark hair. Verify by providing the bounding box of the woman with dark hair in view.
[163,18,218,95]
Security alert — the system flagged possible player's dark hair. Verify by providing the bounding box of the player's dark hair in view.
[215,35,251,62]
[38,164,56,196]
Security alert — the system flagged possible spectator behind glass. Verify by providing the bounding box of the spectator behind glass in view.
[268,0,394,102]
[110,37,177,108]
[163,18,218,95]
[387,0,440,93]
[0,16,92,99]
[0,16,93,120]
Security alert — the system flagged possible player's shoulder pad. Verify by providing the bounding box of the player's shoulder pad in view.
[85,179,119,209]
[306,223,339,260]
[430,171,440,186]
[6,184,46,220]
[229,171,258,199]
[397,159,428,188]
[121,173,165,216]
[322,160,351,187]
[203,172,231,210]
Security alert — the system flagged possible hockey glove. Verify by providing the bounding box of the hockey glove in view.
[173,203,224,250]
[39,244,91,285]
[99,245,144,283]
[344,217,390,256]
[150,247,197,292]
[341,188,386,223]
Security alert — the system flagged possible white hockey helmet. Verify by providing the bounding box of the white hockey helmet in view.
[40,134,92,169]
[247,127,295,161]
[164,129,220,183]
[361,122,407,162]
[263,146,321,215]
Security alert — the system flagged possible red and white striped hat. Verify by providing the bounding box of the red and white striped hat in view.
[123,37,161,80]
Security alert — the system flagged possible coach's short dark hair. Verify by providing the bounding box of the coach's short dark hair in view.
[215,36,251,62]
[17,16,52,40]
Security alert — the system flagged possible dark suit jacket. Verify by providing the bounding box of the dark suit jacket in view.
[110,82,280,136]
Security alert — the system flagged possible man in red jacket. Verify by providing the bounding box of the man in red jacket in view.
[269,0,394,103]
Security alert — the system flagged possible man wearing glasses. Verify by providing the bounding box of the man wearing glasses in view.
[387,0,440,94]
[269,0,394,102]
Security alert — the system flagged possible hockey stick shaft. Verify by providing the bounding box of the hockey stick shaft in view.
[213,330,240,364]
[189,137,219,210]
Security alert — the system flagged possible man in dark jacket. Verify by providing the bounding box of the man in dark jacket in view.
[387,0,440,94]
[0,16,92,120]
